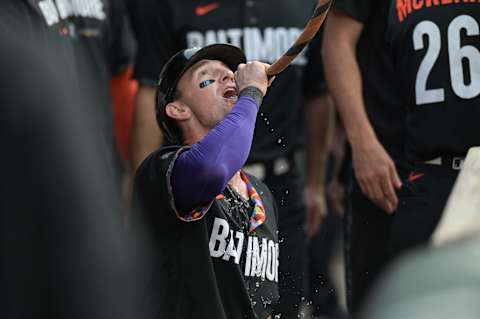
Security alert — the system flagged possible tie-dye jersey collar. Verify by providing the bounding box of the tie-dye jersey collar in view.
[240,172,266,232]
[183,172,267,232]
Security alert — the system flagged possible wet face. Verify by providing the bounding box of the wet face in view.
[176,60,238,129]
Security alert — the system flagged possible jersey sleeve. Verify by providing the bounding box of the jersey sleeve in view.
[129,0,178,86]
[133,147,214,226]
[332,0,373,23]
[303,31,327,98]
[108,0,136,75]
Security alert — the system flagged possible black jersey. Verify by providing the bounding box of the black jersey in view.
[388,1,480,161]
[0,21,145,319]
[333,0,406,160]
[133,146,280,319]
[1,0,134,174]
[20,0,134,77]
[131,0,315,162]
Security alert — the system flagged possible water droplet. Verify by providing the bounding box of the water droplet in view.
[269,128,275,133]
[284,189,290,195]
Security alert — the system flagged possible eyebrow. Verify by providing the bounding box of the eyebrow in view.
[191,61,214,79]
[191,60,228,81]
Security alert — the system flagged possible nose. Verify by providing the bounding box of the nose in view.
[220,69,235,84]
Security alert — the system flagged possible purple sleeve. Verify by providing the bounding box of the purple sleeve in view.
[171,95,259,214]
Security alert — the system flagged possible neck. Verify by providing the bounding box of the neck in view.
[228,171,248,199]
[229,171,242,185]
[182,125,209,145]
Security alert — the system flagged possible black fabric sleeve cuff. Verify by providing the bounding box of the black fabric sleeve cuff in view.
[239,86,263,108]
[333,0,371,23]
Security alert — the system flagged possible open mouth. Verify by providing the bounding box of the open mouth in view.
[223,87,238,102]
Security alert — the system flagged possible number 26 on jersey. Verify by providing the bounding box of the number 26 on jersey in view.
[414,15,480,105]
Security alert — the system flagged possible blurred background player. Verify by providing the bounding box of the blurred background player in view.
[361,235,480,319]
[385,0,480,260]
[302,33,349,319]
[322,0,408,315]
[128,0,331,316]
[2,0,137,196]
[0,2,145,318]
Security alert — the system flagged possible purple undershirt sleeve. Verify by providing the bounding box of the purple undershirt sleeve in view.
[171,93,260,214]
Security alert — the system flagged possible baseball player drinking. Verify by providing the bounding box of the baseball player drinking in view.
[133,44,279,319]
[386,0,480,259]
[128,3,329,315]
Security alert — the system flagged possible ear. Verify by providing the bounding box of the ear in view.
[165,101,191,121]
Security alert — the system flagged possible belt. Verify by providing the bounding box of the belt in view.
[423,156,465,170]
[243,154,295,180]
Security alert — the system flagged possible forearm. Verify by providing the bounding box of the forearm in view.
[172,90,261,213]
[322,11,377,149]
[130,86,163,174]
[304,93,334,191]
[330,124,347,178]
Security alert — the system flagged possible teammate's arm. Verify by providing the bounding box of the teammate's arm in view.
[304,93,334,237]
[322,8,401,213]
[130,86,163,174]
[128,0,176,175]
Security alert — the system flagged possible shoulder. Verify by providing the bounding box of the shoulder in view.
[139,144,182,167]
[134,145,183,191]
[133,145,187,226]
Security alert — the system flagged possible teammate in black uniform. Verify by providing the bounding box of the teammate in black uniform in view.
[386,0,480,258]
[133,44,279,319]
[1,0,135,183]
[0,4,143,318]
[322,0,407,314]
[129,1,326,316]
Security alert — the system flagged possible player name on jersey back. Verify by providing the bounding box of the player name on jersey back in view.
[396,0,480,22]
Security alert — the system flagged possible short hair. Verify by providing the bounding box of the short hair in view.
[155,87,184,144]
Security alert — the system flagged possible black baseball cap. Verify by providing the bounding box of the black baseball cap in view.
[156,43,246,143]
